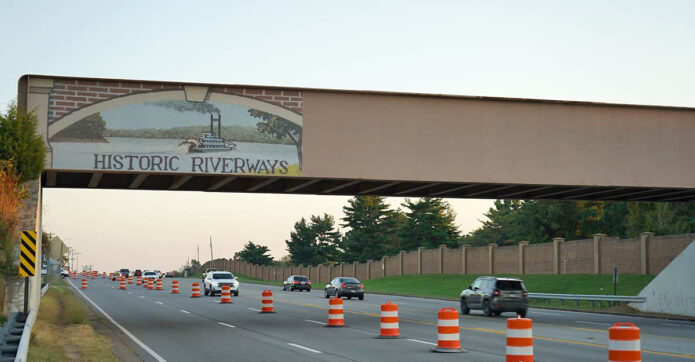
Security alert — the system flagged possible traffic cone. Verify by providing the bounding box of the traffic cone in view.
[326,297,345,327]
[261,290,274,313]
[506,316,533,361]
[376,301,400,338]
[220,285,232,304]
[81,278,88,289]
[432,308,464,353]
[148,279,154,290]
[191,282,201,298]
[128,276,133,284]
[609,323,641,362]
[136,276,142,286]
[119,277,126,290]
[156,278,163,290]
[171,280,179,294]
[143,278,149,288]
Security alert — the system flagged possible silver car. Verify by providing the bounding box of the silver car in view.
[204,271,239,296]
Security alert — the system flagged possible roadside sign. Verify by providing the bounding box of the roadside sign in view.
[19,230,37,277]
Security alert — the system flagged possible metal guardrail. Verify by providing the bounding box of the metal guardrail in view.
[528,292,646,307]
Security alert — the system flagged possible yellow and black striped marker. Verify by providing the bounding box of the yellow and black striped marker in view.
[19,230,37,277]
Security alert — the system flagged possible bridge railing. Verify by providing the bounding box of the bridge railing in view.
[528,292,646,308]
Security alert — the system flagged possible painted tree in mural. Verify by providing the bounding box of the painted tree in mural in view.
[234,241,273,265]
[249,110,303,169]
[286,214,342,265]
[52,113,106,141]
[341,196,395,263]
[398,198,461,250]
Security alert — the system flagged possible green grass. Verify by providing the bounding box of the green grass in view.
[362,274,654,311]
[235,274,282,286]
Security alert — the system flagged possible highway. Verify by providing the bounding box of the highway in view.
[66,277,695,361]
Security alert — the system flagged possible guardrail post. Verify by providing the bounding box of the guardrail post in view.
[461,244,470,274]
[640,232,653,275]
[593,234,605,274]
[488,243,497,274]
[518,241,528,275]
[553,238,564,274]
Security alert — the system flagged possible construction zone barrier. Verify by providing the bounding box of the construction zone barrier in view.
[326,297,345,327]
[81,278,88,290]
[156,278,163,290]
[171,280,179,294]
[143,278,149,288]
[128,276,133,284]
[148,279,155,290]
[261,290,274,313]
[102,272,106,278]
[609,323,641,362]
[191,282,201,298]
[376,301,400,338]
[220,285,232,304]
[119,277,126,290]
[432,308,464,353]
[506,316,533,362]
[136,276,142,286]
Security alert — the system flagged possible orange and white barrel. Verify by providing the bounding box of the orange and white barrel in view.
[119,277,126,290]
[609,323,641,362]
[327,297,345,327]
[102,272,106,278]
[156,278,163,290]
[261,290,274,313]
[191,282,201,298]
[377,301,400,338]
[143,278,149,288]
[432,308,464,353]
[81,278,88,289]
[128,276,133,284]
[220,285,232,304]
[148,279,154,290]
[171,280,179,294]
[136,276,142,286]
[506,316,533,361]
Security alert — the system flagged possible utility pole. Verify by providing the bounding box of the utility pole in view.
[210,236,214,268]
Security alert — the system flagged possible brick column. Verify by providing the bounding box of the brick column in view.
[439,245,446,274]
[417,247,425,274]
[593,234,605,274]
[488,243,498,274]
[399,250,405,275]
[640,232,654,274]
[553,238,565,275]
[518,241,528,275]
[461,244,470,274]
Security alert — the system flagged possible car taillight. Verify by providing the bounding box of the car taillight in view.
[523,290,528,297]
[341,283,346,288]
[493,289,500,296]
[307,281,311,285]
[294,281,299,284]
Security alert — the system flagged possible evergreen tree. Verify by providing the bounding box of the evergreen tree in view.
[234,241,273,265]
[341,196,394,262]
[398,198,461,250]
[0,102,45,182]
[286,214,341,265]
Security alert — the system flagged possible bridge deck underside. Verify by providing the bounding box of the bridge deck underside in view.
[42,170,695,202]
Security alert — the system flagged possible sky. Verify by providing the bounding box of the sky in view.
[1,1,694,272]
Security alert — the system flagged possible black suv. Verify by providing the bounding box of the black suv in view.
[460,276,528,317]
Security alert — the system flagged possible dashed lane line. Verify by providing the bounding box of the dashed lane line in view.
[218,322,236,328]
[156,301,163,305]
[287,343,321,354]
[248,308,261,312]
[407,338,437,346]
[180,310,191,314]
[139,296,145,299]
[304,319,324,325]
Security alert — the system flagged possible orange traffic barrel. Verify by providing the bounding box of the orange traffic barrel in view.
[376,301,400,338]
[609,323,641,362]
[156,278,163,290]
[81,278,88,289]
[261,290,274,313]
[506,316,533,361]
[136,276,142,286]
[432,308,464,353]
[171,280,179,294]
[327,297,345,327]
[220,285,232,304]
[128,276,133,284]
[102,272,106,278]
[119,277,126,290]
[191,282,201,298]
[148,279,155,290]
[143,278,149,288]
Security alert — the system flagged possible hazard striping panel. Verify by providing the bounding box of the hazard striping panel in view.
[19,230,37,277]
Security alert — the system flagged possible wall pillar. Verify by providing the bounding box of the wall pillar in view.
[382,256,386,278]
[553,238,565,274]
[366,260,372,280]
[488,243,498,274]
[593,234,605,274]
[352,261,357,277]
[461,244,470,274]
[518,241,528,275]
[439,245,446,274]
[399,250,404,275]
[640,232,654,274]
[417,247,424,274]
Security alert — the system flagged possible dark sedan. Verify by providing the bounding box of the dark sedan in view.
[324,277,364,300]
[283,275,312,291]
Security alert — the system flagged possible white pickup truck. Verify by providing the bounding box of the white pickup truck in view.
[204,271,239,296]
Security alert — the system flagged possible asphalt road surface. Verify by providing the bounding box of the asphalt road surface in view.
[65,277,695,362]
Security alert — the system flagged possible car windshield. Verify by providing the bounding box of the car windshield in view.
[144,272,156,276]
[213,273,234,280]
[294,276,308,281]
[340,278,360,284]
[496,280,524,290]
[120,269,129,273]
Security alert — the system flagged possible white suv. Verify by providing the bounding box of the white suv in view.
[204,271,239,296]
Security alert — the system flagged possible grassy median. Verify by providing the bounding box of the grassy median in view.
[28,283,117,362]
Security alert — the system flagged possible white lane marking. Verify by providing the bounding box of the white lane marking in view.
[127,292,132,295]
[69,282,167,362]
[531,311,562,316]
[218,322,236,328]
[576,321,610,326]
[139,296,145,299]
[287,343,321,354]
[156,301,163,305]
[180,310,191,314]
[248,308,261,312]
[407,338,437,346]
[662,323,681,326]
[304,319,324,325]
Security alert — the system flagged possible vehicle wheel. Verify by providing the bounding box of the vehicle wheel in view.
[347,296,352,300]
[307,289,311,292]
[518,309,527,318]
[358,295,364,300]
[460,298,470,315]
[234,291,239,296]
[324,290,330,298]
[494,311,501,316]
[204,287,209,296]
[483,300,493,317]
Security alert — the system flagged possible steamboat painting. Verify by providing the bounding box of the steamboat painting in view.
[46,86,303,176]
